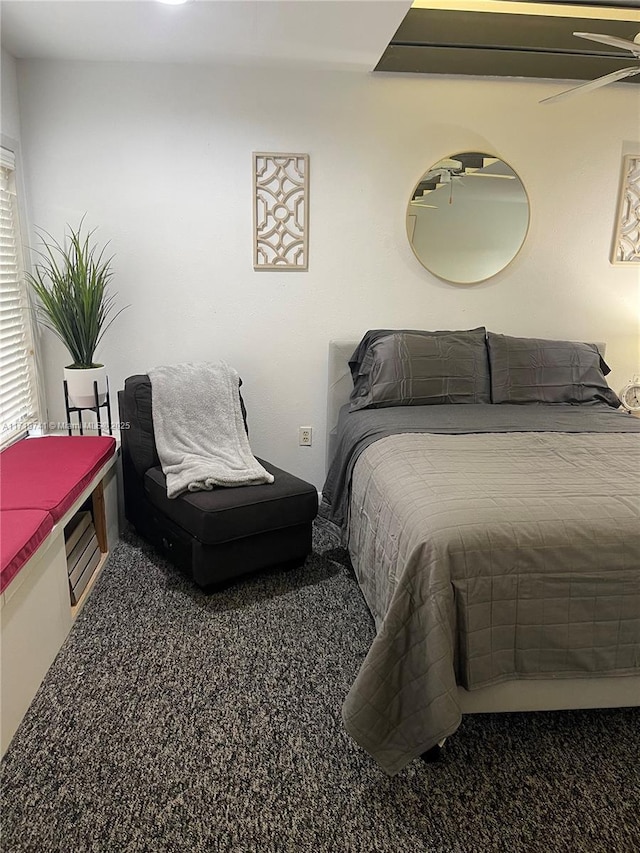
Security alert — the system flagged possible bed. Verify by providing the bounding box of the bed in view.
[322,330,640,776]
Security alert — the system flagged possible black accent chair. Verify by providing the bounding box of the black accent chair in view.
[118,375,318,588]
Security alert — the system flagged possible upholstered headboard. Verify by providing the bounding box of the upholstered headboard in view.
[326,338,607,472]
[326,341,359,470]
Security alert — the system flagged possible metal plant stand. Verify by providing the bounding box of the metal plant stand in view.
[63,377,112,436]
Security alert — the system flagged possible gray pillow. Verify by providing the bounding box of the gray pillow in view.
[349,327,485,380]
[487,333,621,408]
[349,328,491,411]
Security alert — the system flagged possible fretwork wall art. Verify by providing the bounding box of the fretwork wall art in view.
[253,153,309,271]
[612,154,640,264]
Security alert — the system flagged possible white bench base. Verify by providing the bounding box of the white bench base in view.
[0,458,119,757]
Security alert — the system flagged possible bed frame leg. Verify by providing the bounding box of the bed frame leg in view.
[421,739,446,763]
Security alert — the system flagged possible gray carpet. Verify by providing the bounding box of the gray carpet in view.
[1,520,639,853]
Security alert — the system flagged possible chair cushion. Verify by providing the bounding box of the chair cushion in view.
[0,509,54,593]
[144,458,318,545]
[1,436,116,521]
[122,375,161,477]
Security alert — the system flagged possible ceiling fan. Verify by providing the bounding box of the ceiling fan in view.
[540,31,640,104]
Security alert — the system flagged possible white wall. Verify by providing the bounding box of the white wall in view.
[12,59,640,488]
[1,49,21,141]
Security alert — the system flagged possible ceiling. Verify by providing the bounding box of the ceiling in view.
[0,1,413,70]
[1,0,640,90]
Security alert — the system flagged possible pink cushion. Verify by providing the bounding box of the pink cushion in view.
[0,509,54,593]
[0,436,116,522]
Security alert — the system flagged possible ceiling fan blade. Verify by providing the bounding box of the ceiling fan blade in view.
[573,32,640,57]
[540,66,640,105]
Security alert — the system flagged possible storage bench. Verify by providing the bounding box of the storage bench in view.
[0,435,118,756]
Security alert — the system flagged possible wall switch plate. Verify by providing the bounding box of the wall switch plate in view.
[299,426,312,446]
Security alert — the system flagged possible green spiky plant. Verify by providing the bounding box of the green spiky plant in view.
[26,218,127,368]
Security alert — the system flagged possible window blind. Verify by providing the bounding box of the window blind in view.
[0,147,39,448]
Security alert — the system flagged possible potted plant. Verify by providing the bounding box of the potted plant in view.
[27,218,127,409]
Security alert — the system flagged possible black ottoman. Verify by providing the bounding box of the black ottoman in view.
[118,377,318,588]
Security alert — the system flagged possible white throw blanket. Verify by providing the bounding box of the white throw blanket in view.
[148,361,274,499]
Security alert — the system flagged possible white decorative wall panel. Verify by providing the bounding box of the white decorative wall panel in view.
[612,155,640,264]
[253,153,309,271]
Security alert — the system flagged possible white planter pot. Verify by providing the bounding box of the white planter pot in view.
[64,365,107,409]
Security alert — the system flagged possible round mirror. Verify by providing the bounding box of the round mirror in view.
[406,152,530,285]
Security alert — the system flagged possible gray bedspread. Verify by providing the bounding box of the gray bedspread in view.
[324,403,640,528]
[321,405,640,775]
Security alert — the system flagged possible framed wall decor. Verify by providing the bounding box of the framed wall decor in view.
[611,154,640,264]
[253,152,309,271]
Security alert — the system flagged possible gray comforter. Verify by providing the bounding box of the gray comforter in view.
[322,405,640,775]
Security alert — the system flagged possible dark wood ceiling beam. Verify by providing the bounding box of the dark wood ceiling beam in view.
[375,44,640,81]
[390,9,640,51]
[390,40,636,57]
[375,8,640,82]
[515,1,640,7]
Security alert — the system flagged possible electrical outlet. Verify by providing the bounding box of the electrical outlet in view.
[299,426,312,446]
